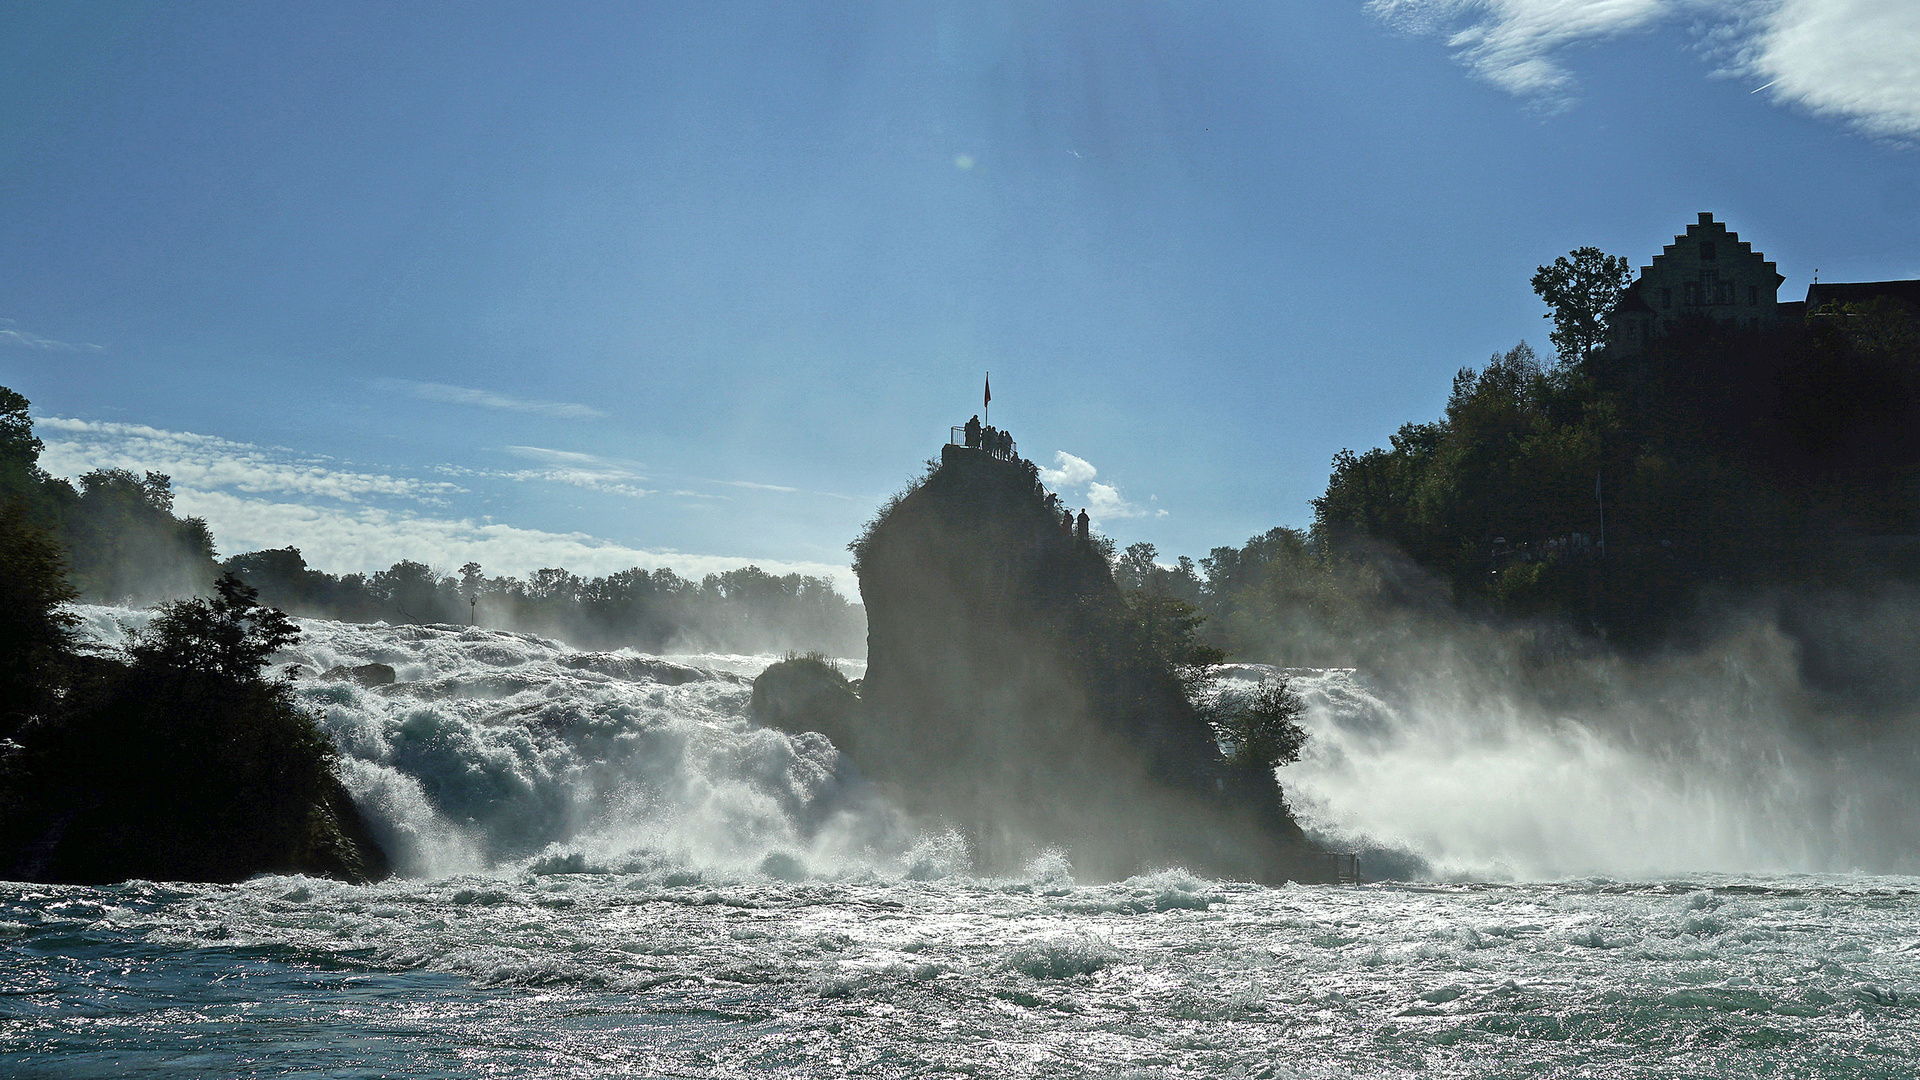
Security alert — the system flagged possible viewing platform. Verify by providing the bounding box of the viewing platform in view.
[951,425,1018,462]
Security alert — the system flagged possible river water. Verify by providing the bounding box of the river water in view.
[5,610,1918,1078]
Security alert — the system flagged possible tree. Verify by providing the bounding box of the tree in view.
[130,572,300,682]
[1205,676,1309,771]
[1532,247,1633,366]
[0,387,46,500]
[0,498,78,734]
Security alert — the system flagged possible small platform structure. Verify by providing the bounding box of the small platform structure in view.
[951,424,1018,462]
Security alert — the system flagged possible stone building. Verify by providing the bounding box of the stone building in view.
[1609,212,1785,351]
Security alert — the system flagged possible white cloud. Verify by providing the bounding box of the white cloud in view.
[1085,481,1150,521]
[500,445,654,498]
[31,417,857,592]
[1734,0,1920,140]
[1038,450,1163,524]
[0,319,103,352]
[1372,0,1672,98]
[1371,0,1920,138]
[175,488,857,593]
[36,417,463,504]
[385,379,607,421]
[717,479,802,493]
[1038,451,1098,488]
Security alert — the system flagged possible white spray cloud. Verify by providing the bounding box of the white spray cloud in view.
[1371,0,1920,139]
[1037,450,1164,523]
[384,379,607,421]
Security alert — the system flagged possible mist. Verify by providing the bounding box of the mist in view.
[1243,580,1920,881]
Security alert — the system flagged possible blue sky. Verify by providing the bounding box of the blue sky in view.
[3,1,1916,593]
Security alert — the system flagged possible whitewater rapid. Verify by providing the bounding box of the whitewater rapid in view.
[9,609,1920,1077]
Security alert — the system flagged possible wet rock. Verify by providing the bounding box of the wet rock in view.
[322,662,396,688]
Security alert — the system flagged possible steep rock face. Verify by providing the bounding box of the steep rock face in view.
[852,444,1316,881]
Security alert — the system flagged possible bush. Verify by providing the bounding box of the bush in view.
[1202,676,1309,770]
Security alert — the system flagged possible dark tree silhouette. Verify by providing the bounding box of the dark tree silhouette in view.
[130,572,300,682]
[1532,247,1633,366]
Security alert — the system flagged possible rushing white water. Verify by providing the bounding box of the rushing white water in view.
[1256,646,1920,881]
[11,609,1920,1076]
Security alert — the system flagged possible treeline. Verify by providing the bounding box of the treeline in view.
[225,549,865,657]
[0,387,865,657]
[0,390,219,601]
[1109,284,1920,663]
[1311,298,1920,642]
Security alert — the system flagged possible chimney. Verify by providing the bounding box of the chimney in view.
[1698,211,1714,225]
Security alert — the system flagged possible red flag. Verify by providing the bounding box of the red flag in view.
[984,372,991,407]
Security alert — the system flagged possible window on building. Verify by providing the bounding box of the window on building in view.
[1660,287,1671,310]
[1700,242,1716,261]
[1749,284,1758,305]
[1684,282,1698,306]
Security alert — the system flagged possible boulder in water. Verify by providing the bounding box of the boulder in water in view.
[322,662,396,688]
[750,653,861,750]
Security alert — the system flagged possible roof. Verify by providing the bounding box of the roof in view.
[1613,281,1654,314]
[1804,279,1920,310]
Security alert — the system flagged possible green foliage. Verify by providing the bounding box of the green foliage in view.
[0,497,79,733]
[750,651,859,746]
[61,468,219,601]
[0,567,386,884]
[223,546,865,655]
[1303,281,1920,642]
[1203,677,1309,771]
[131,573,300,682]
[0,387,46,500]
[1532,247,1633,366]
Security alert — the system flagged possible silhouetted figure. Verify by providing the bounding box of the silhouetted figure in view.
[983,425,998,457]
[964,415,982,449]
[1076,509,1090,543]
[1061,508,1074,536]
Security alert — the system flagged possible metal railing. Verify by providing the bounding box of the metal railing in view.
[1305,851,1360,885]
[950,426,1017,461]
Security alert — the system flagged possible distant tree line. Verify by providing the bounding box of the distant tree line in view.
[0,389,218,602]
[0,386,865,657]
[224,548,865,656]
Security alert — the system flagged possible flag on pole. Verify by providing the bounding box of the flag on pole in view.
[984,372,991,408]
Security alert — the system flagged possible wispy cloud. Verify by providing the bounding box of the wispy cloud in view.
[706,477,857,501]
[36,417,463,504]
[384,379,607,421]
[717,479,801,493]
[1037,450,1165,523]
[1732,0,1920,140]
[1371,0,1920,139]
[500,445,655,498]
[172,488,857,593]
[0,319,103,353]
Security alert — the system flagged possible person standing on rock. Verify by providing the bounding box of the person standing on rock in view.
[965,415,982,449]
[1076,509,1090,543]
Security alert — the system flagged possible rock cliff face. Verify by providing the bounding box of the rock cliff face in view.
[848,444,1318,881]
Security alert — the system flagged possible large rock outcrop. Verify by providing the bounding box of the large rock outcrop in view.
[0,656,390,886]
[841,443,1321,881]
